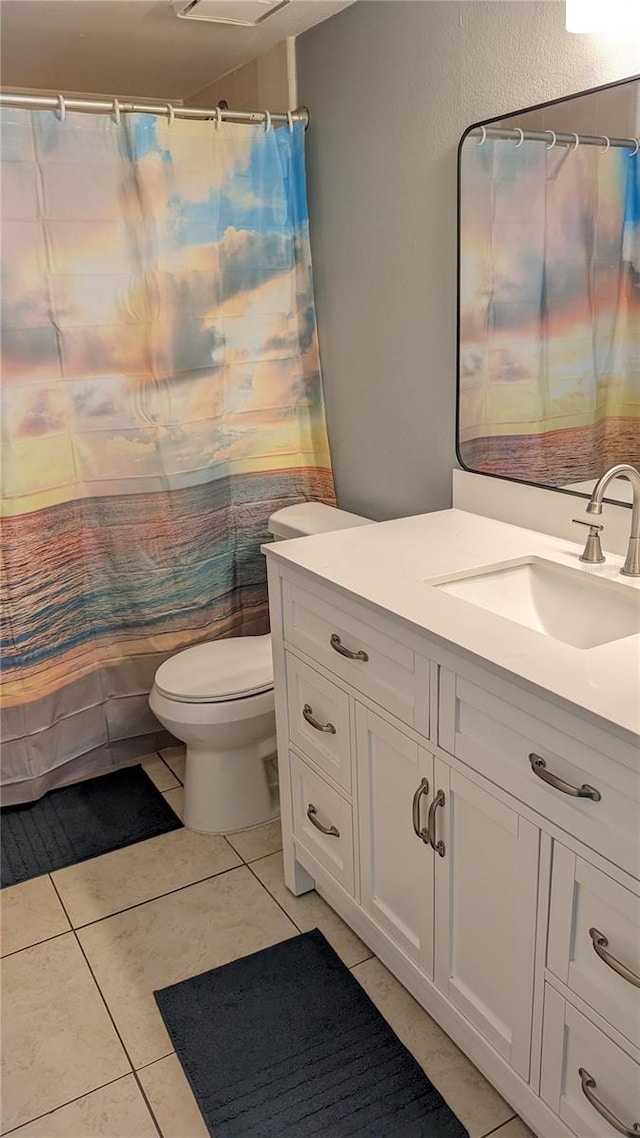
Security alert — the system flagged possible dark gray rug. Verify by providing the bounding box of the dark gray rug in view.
[1,764,182,887]
[154,928,469,1137]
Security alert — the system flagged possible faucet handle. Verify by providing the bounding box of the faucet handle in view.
[571,519,605,564]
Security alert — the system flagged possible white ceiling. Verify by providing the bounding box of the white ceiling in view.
[0,0,354,101]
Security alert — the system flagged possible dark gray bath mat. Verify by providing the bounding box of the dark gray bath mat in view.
[1,764,182,887]
[154,928,469,1137]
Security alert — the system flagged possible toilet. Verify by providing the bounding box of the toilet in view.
[149,503,372,833]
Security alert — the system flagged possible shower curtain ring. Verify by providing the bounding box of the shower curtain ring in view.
[544,131,556,150]
[56,94,66,122]
[264,110,272,133]
[286,110,294,133]
[514,128,524,147]
[112,98,121,125]
[630,138,640,157]
[600,135,610,152]
[166,103,175,126]
[570,133,579,151]
[477,125,486,145]
[214,106,222,129]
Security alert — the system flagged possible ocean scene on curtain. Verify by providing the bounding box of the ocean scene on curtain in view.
[459,137,640,485]
[1,108,335,802]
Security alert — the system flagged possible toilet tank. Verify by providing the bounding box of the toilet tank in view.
[267,502,373,541]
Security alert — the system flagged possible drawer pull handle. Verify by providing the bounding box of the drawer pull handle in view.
[579,1068,640,1135]
[427,789,446,857]
[330,633,369,662]
[306,804,340,838]
[528,754,601,801]
[302,704,336,734]
[411,778,430,844]
[589,928,640,989]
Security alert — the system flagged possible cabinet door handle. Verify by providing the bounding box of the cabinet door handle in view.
[427,789,446,857]
[411,778,430,844]
[579,1068,640,1135]
[302,704,336,734]
[528,754,601,801]
[306,803,340,838]
[330,633,369,662]
[589,928,640,989]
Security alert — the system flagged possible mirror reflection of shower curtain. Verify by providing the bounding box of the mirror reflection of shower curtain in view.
[0,109,335,803]
[459,138,640,484]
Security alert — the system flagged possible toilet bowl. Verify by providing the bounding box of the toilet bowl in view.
[149,636,277,834]
[149,503,372,833]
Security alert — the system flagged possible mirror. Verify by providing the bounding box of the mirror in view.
[457,76,639,505]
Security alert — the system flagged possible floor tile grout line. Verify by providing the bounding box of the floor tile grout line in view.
[0,1072,138,1137]
[221,833,244,861]
[46,869,137,1065]
[1,926,72,960]
[56,860,246,932]
[224,836,250,863]
[129,1070,165,1138]
[143,754,180,794]
[245,857,305,934]
[153,777,181,794]
[347,950,376,969]
[479,1114,519,1137]
[135,1049,176,1073]
[243,855,373,969]
[156,750,184,787]
[224,836,284,865]
[245,850,281,864]
[47,874,164,1138]
[5,836,272,949]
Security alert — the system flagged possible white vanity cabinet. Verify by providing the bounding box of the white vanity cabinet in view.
[266,555,640,1138]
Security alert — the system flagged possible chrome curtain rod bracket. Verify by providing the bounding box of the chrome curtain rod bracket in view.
[0,91,310,130]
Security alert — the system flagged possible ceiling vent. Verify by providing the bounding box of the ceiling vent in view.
[170,0,290,25]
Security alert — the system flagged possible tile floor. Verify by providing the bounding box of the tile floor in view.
[1,748,535,1138]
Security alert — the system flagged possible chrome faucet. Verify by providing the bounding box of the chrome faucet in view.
[586,464,640,578]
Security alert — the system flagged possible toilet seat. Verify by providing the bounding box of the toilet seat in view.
[154,634,273,704]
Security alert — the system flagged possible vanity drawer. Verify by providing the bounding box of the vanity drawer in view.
[439,672,639,875]
[541,986,640,1138]
[286,654,352,793]
[282,579,429,734]
[290,750,355,896]
[548,844,640,1049]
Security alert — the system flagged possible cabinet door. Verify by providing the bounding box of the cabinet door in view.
[433,760,539,1079]
[355,705,434,976]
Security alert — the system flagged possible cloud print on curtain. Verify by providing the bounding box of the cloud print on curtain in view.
[459,139,640,486]
[1,109,335,803]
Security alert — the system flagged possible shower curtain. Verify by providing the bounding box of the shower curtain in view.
[459,138,640,485]
[1,108,335,803]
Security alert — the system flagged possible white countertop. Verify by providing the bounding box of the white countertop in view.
[265,509,640,741]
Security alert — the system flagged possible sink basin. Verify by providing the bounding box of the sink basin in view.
[428,557,640,649]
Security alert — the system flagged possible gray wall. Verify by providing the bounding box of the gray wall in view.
[297,2,640,519]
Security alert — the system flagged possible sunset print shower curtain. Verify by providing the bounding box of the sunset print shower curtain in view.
[1,109,335,802]
[459,137,640,485]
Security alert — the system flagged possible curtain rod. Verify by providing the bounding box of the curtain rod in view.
[469,125,638,151]
[0,91,309,128]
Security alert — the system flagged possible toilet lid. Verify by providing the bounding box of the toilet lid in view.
[154,634,273,703]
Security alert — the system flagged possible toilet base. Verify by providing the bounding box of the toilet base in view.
[183,740,279,834]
